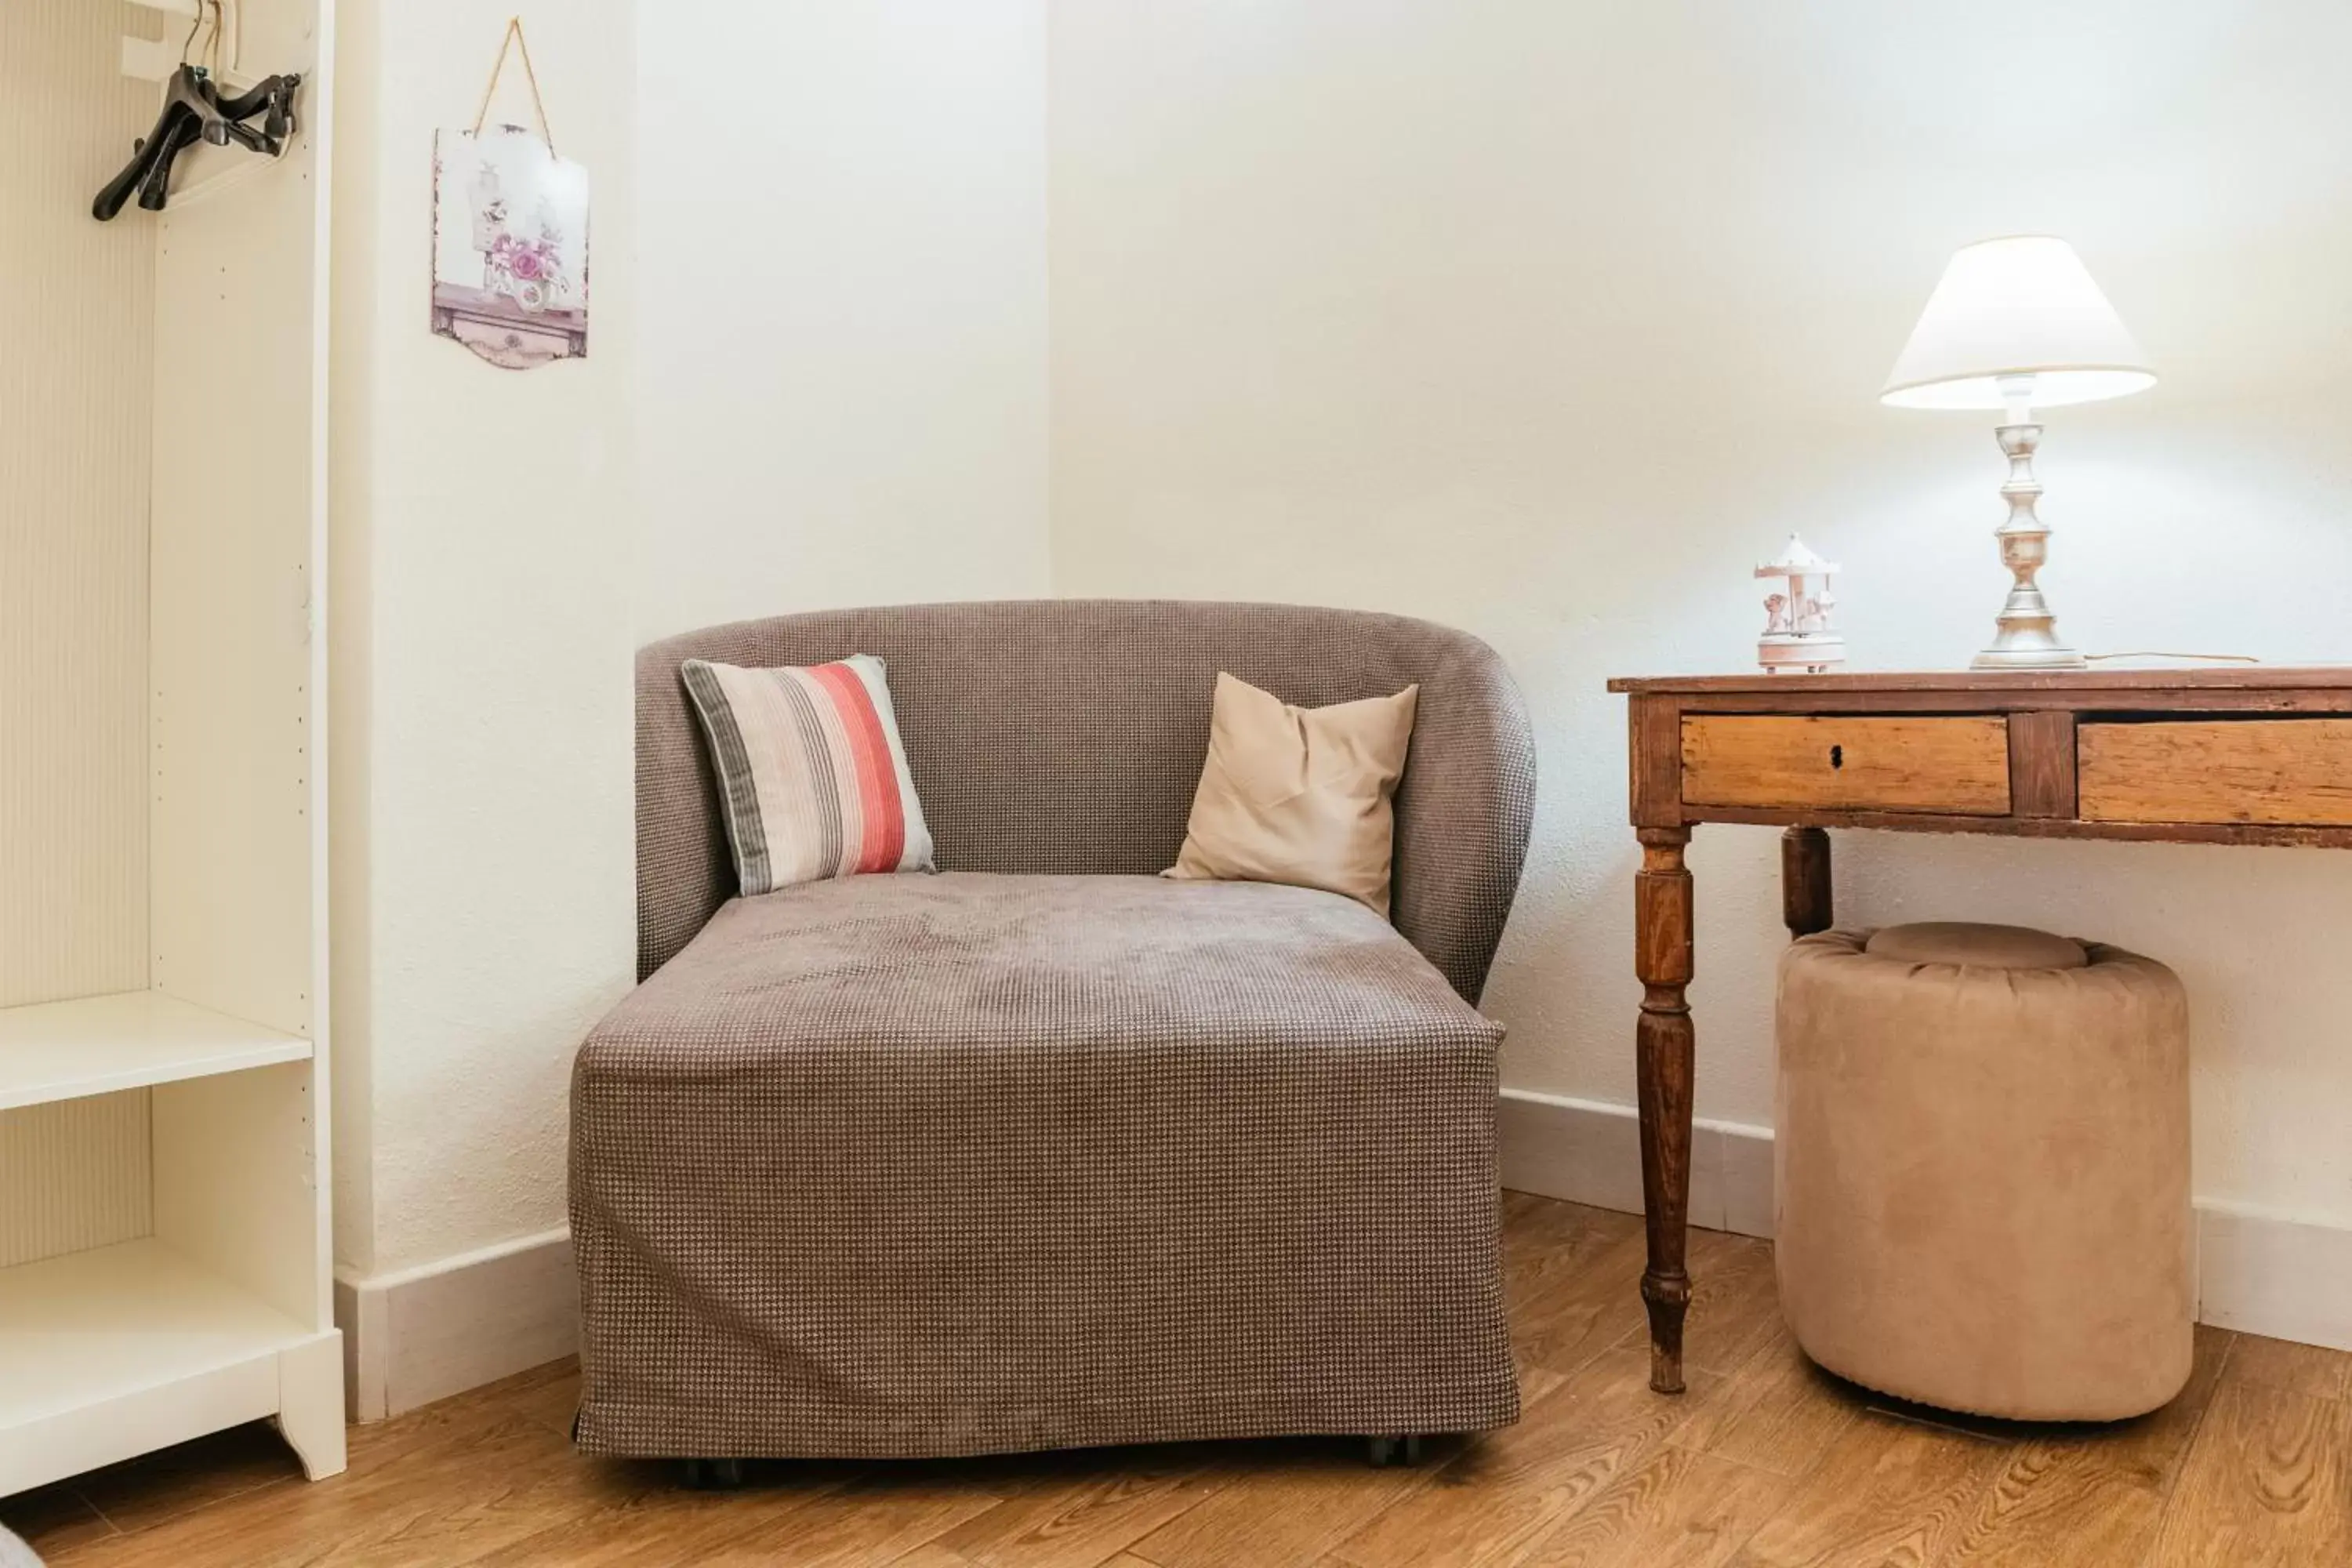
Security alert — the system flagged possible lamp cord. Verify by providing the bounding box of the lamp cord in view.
[2082,651,2261,666]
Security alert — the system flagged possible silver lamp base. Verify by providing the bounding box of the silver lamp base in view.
[1973,638,2086,672]
[1972,420,2087,673]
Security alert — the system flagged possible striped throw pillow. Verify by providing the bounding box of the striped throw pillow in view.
[681,655,937,895]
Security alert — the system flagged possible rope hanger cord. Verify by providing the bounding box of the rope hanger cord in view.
[472,16,558,156]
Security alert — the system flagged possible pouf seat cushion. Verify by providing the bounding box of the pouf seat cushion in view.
[1775,922,2194,1421]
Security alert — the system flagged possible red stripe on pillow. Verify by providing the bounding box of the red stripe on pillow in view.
[811,661,906,873]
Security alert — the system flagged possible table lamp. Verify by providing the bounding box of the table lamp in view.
[1882,236,2156,670]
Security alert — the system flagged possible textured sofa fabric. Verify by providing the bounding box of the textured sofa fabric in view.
[575,601,1536,1460]
[633,600,1536,1004]
[1775,925,2194,1421]
[573,874,1516,1458]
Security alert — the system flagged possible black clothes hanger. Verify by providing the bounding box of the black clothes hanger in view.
[132,107,201,214]
[94,67,202,220]
[212,73,299,147]
[92,64,302,221]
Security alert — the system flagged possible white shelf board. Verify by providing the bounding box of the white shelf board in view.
[0,990,311,1111]
[0,1237,313,1430]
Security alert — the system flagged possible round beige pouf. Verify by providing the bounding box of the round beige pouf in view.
[1775,923,2194,1421]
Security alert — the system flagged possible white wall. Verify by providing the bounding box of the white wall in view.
[320,0,2352,1399]
[331,0,639,1280]
[1048,2,2352,1229]
[634,0,1051,639]
[328,2,1054,1400]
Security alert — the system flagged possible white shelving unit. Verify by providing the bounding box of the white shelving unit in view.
[0,0,340,1497]
[0,1238,338,1495]
[0,992,312,1111]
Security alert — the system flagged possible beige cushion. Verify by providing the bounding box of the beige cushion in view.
[1164,672,1418,914]
[1776,927,2193,1421]
[1864,921,2088,971]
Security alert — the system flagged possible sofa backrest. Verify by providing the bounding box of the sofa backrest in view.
[637,600,1536,1004]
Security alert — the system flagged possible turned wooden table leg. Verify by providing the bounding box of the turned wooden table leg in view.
[1781,826,1832,938]
[1635,826,1696,1393]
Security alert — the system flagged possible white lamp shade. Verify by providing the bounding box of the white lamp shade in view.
[1882,236,2155,411]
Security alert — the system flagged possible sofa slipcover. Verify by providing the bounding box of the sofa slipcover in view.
[573,600,1536,1459]
[572,873,1515,1458]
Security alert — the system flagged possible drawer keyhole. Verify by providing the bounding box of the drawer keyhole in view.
[1829,744,1845,771]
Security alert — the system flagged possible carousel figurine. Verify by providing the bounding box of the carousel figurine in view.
[1755,533,1846,673]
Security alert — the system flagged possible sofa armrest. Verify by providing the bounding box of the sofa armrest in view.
[1391,642,1537,1005]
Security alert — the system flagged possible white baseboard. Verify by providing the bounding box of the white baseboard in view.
[1499,1087,1777,1241]
[2194,1200,2352,1354]
[334,1227,578,1423]
[1499,1087,2352,1354]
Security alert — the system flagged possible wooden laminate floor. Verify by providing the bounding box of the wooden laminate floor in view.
[7,1193,2348,1567]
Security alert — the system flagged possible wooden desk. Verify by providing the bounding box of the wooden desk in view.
[1607,667,2352,1394]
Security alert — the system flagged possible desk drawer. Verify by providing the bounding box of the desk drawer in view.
[2080,719,2352,825]
[1681,714,2012,815]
